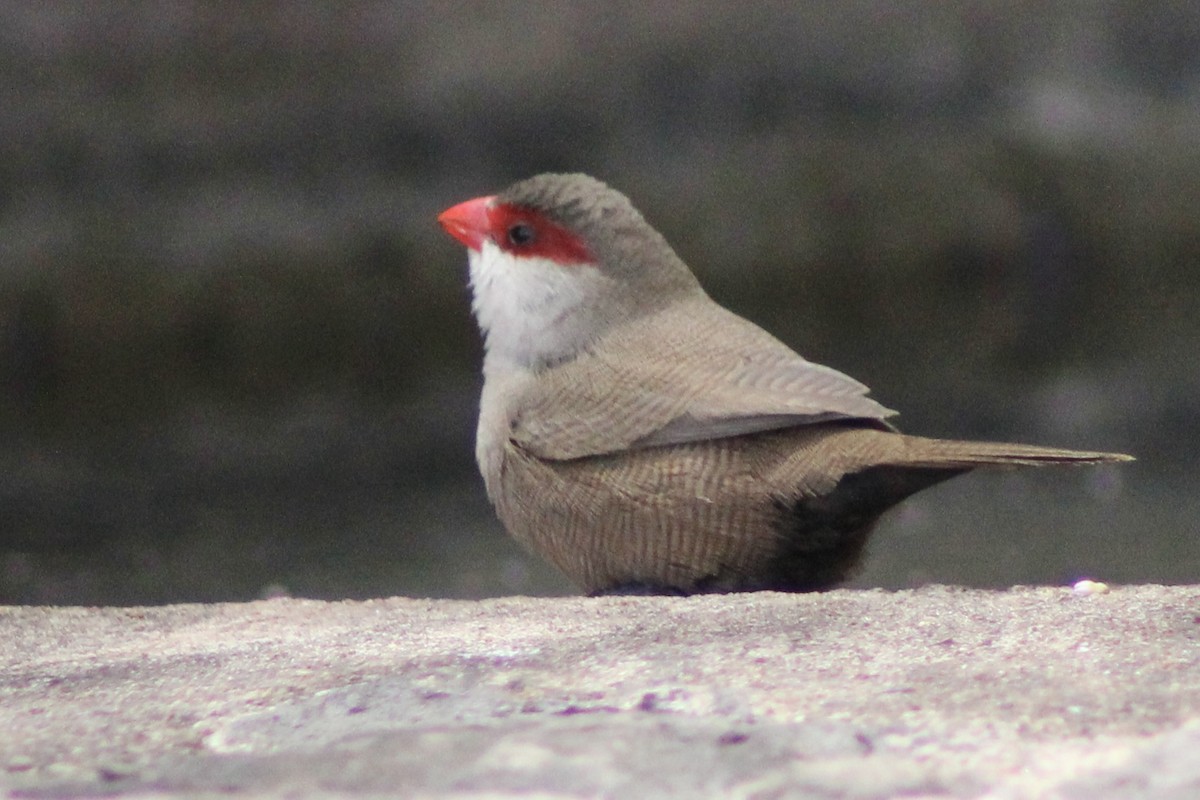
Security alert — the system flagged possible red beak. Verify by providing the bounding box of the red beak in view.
[437,195,496,252]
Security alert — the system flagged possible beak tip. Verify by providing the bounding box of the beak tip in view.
[438,195,496,252]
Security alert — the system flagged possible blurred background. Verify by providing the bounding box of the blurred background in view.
[0,2,1195,605]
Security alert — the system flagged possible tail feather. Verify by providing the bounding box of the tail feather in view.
[897,436,1134,470]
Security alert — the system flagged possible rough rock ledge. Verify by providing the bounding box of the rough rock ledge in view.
[2,585,1199,799]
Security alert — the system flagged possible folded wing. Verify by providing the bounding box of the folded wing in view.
[511,295,896,461]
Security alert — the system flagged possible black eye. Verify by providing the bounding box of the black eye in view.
[507,223,536,246]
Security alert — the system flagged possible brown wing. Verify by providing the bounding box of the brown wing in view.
[510,295,896,461]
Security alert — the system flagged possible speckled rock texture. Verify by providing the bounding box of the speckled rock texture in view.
[2,586,1198,798]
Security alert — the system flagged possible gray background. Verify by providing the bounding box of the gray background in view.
[0,2,1194,604]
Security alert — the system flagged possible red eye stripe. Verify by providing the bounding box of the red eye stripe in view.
[486,203,595,266]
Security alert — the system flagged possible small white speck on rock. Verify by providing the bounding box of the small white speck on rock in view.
[1072,579,1110,597]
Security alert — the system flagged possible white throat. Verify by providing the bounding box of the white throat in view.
[468,240,609,372]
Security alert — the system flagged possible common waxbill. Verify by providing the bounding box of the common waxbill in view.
[438,172,1132,595]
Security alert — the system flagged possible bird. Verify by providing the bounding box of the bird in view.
[437,172,1132,596]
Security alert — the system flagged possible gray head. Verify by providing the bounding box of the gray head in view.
[439,173,704,370]
[495,173,702,298]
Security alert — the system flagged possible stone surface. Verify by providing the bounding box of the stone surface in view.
[1,585,1198,798]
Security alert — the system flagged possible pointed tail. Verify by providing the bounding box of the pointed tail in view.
[896,436,1134,470]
